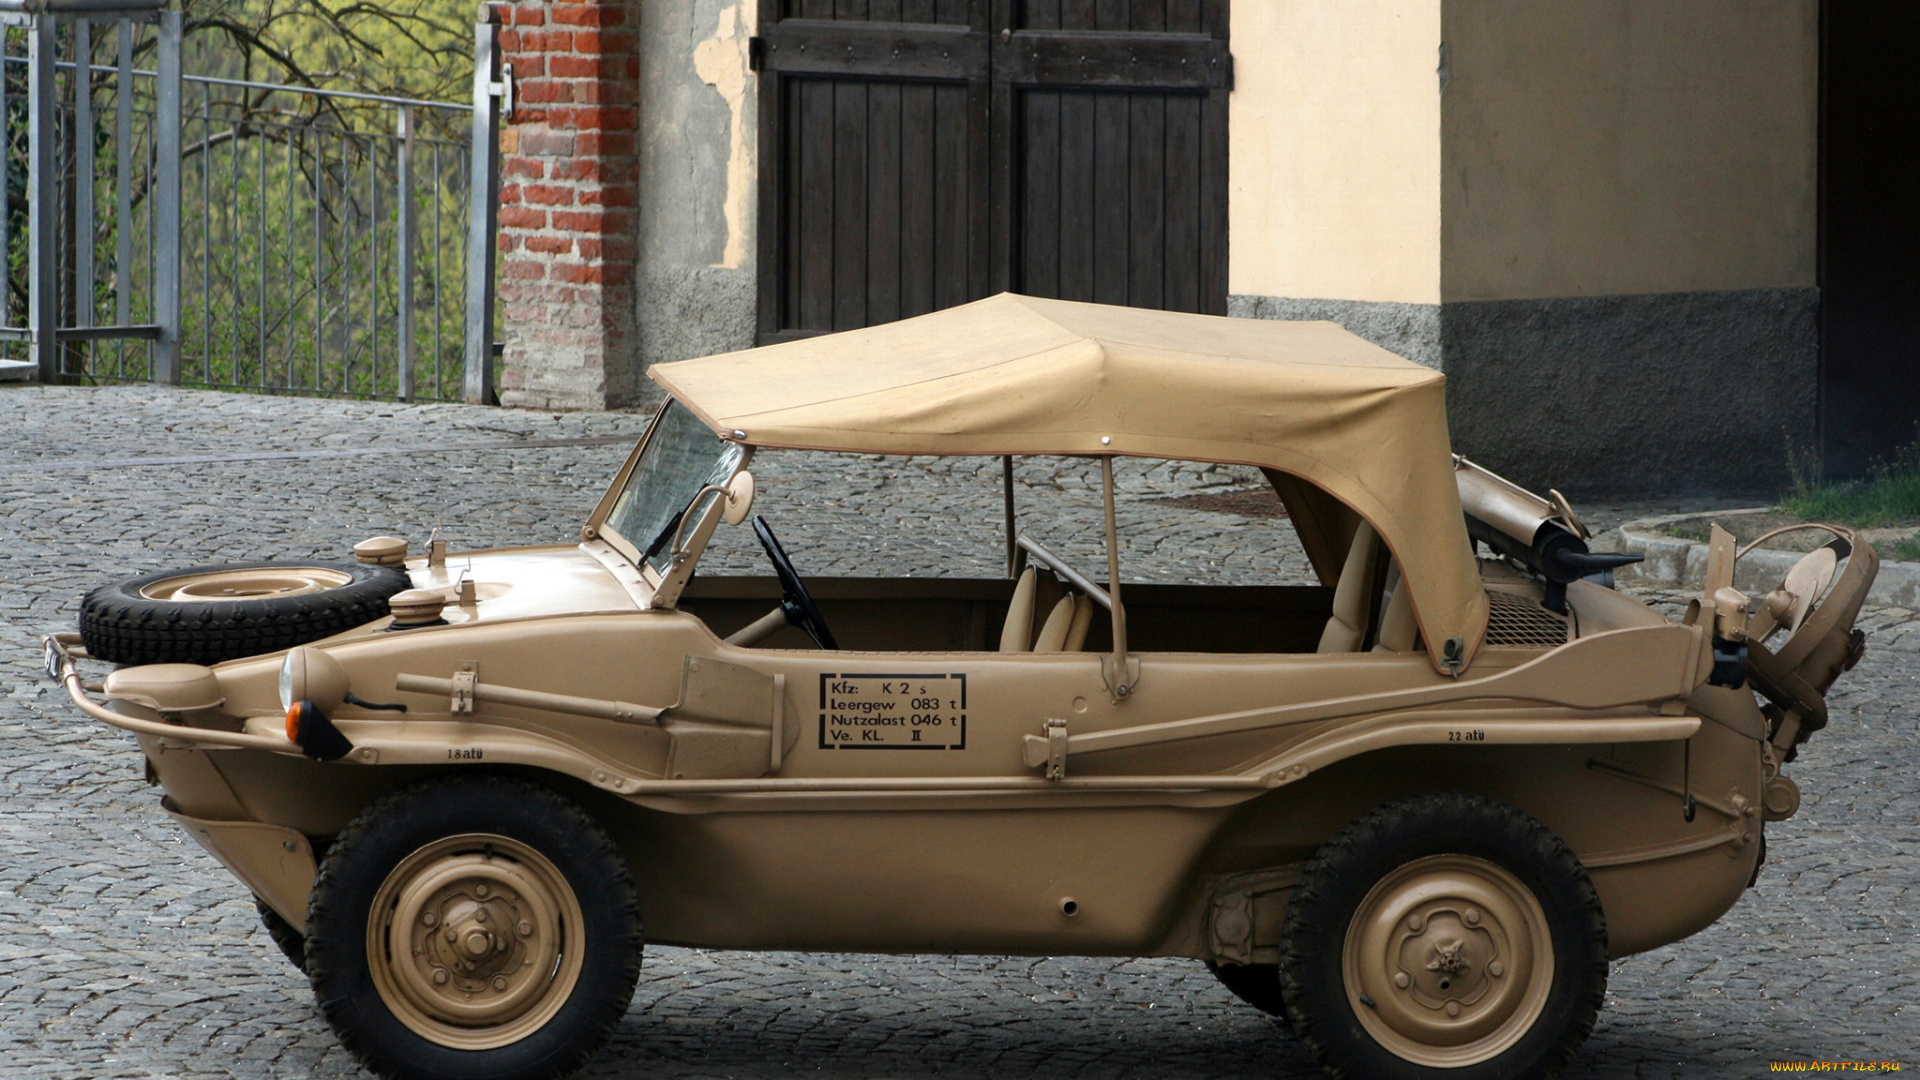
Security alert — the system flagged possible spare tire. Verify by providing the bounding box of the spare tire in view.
[80,560,411,666]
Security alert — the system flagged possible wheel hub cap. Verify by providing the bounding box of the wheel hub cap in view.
[1343,854,1554,1068]
[139,567,353,601]
[366,834,584,1050]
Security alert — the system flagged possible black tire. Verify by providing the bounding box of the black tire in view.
[256,896,308,974]
[307,775,642,1080]
[1280,793,1607,1080]
[79,560,409,665]
[1208,961,1290,1020]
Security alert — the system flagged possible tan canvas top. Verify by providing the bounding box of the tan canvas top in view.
[651,293,1487,669]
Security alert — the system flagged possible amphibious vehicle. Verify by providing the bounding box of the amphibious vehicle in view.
[50,295,1876,1080]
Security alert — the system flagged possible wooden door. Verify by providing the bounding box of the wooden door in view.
[993,0,1230,313]
[753,2,993,343]
[754,0,1228,341]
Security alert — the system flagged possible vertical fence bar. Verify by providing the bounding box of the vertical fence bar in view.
[432,139,442,396]
[198,85,209,380]
[151,9,181,383]
[114,19,132,375]
[1,31,12,331]
[255,122,265,387]
[368,133,378,395]
[313,138,322,391]
[28,14,59,382]
[395,105,414,401]
[283,134,294,387]
[463,9,500,405]
[73,18,93,342]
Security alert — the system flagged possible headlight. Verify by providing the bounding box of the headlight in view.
[279,646,350,713]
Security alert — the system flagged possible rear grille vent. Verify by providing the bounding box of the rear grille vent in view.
[1484,590,1570,647]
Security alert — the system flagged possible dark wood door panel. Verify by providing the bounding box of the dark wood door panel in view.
[758,0,1224,339]
[783,0,973,22]
[778,77,983,335]
[1017,88,1208,311]
[1020,0,1210,35]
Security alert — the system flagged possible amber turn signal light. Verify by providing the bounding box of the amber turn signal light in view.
[285,700,355,762]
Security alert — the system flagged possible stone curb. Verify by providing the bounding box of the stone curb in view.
[1594,507,1920,609]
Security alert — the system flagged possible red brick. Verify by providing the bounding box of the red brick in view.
[498,205,548,229]
[498,234,517,252]
[570,30,637,55]
[502,158,545,180]
[549,55,620,79]
[573,131,635,156]
[512,55,545,78]
[517,79,573,104]
[510,5,543,25]
[516,130,575,157]
[564,106,638,131]
[504,260,547,280]
[577,237,638,261]
[552,4,625,27]
[524,235,575,254]
[578,185,636,208]
[523,184,575,206]
[497,28,519,50]
[572,79,637,104]
[499,182,523,204]
[550,209,630,234]
[553,159,638,182]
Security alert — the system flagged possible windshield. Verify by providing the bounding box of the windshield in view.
[603,399,745,576]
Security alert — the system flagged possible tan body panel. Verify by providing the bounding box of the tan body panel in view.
[140,568,1760,959]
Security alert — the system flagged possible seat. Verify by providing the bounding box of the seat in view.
[999,567,1038,652]
[1317,521,1379,652]
[1033,593,1094,652]
[1371,562,1419,652]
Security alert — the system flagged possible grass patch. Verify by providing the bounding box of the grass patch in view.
[1890,537,1920,563]
[1781,441,1920,528]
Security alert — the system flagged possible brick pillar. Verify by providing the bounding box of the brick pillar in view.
[494,0,642,410]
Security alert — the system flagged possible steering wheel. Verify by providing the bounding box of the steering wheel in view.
[751,516,838,650]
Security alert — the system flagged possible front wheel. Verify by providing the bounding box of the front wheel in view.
[1280,793,1607,1080]
[306,776,642,1080]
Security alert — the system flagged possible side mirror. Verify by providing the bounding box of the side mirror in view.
[723,470,755,526]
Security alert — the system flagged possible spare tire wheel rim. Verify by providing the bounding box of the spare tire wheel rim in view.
[1343,854,1554,1067]
[367,834,586,1050]
[138,567,355,602]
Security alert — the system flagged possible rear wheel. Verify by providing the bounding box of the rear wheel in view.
[306,775,642,1080]
[1280,793,1607,1080]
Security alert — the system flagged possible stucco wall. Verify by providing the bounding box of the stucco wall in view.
[633,0,759,399]
[1439,0,1819,301]
[1228,0,1443,305]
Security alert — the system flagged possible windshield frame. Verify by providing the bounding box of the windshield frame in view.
[587,400,749,583]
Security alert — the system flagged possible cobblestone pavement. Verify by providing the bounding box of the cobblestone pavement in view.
[0,384,1914,1079]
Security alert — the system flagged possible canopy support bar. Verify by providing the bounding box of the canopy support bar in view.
[1003,454,1017,578]
[1101,457,1138,699]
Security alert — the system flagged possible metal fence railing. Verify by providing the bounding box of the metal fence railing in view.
[0,0,504,403]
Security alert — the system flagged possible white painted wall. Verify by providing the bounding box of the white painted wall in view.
[1228,0,1443,305]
